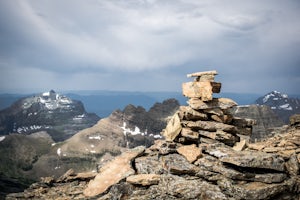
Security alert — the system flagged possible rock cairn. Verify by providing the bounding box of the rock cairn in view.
[6,71,300,200]
[163,70,255,147]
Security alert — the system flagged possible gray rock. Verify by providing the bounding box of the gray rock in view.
[204,144,286,171]
[195,155,287,184]
[178,106,208,121]
[198,130,240,146]
[217,177,296,200]
[183,120,237,134]
[162,154,198,175]
[285,154,299,176]
[135,155,163,174]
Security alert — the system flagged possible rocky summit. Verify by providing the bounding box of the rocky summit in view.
[6,71,300,200]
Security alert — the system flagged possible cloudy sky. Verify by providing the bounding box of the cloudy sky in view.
[0,0,299,94]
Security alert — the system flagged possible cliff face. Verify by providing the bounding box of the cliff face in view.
[231,105,285,142]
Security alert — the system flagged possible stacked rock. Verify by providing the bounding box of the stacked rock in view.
[162,70,255,147]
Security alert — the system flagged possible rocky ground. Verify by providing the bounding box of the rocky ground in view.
[5,126,300,200]
[6,71,300,200]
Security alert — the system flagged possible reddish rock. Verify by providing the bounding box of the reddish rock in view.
[161,113,182,141]
[177,144,202,163]
[182,81,221,101]
[84,146,145,197]
[180,128,199,141]
[188,98,237,110]
[126,174,160,186]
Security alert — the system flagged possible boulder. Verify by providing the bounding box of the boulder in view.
[204,144,286,171]
[178,106,208,121]
[218,178,295,200]
[195,155,287,184]
[198,130,240,146]
[182,81,221,100]
[188,98,237,110]
[161,113,182,141]
[158,175,229,200]
[183,120,238,134]
[232,117,256,127]
[232,139,247,151]
[162,154,198,175]
[180,128,199,141]
[135,155,162,174]
[84,146,145,197]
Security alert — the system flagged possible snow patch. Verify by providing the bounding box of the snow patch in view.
[154,134,162,139]
[16,125,42,133]
[237,105,250,108]
[57,148,61,156]
[43,92,50,96]
[0,136,5,142]
[90,150,96,154]
[279,104,293,110]
[51,143,56,146]
[73,114,86,120]
[89,135,102,140]
[263,93,274,103]
[121,122,146,136]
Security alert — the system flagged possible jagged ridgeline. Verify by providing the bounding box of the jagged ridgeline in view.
[6,71,300,200]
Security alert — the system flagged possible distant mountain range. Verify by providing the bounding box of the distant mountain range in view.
[3,90,298,118]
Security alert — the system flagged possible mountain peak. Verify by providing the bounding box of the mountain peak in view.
[0,92,100,141]
[256,91,300,123]
[262,90,288,104]
[21,91,73,110]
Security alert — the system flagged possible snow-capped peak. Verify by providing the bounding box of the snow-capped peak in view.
[22,90,73,110]
[262,91,288,103]
[256,91,300,113]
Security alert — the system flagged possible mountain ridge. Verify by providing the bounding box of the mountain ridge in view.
[0,90,99,141]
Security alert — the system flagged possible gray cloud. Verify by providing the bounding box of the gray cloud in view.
[0,0,299,94]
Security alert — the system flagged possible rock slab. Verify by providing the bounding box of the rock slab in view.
[83,146,145,197]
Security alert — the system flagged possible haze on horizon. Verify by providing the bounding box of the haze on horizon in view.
[0,0,299,95]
